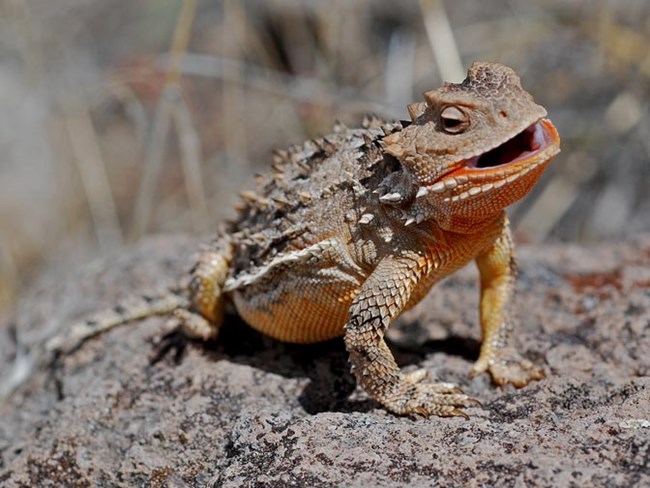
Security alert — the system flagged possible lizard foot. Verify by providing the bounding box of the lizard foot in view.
[173,308,220,341]
[381,371,479,418]
[149,307,222,365]
[471,348,545,388]
[149,309,220,365]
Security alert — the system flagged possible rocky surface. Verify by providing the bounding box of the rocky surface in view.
[0,235,649,487]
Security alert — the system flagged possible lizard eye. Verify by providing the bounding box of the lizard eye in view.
[440,106,469,134]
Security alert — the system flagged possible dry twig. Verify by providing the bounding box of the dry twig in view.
[132,0,202,239]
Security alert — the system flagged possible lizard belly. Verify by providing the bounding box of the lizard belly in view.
[225,238,365,343]
[232,280,356,343]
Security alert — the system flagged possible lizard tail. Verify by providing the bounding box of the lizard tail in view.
[45,292,189,354]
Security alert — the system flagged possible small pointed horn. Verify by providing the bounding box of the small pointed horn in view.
[407,102,427,121]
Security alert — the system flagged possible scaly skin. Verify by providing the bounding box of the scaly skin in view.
[47,62,560,418]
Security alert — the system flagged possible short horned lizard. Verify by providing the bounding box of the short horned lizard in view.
[48,62,561,418]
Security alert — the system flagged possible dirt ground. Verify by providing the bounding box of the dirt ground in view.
[0,234,648,487]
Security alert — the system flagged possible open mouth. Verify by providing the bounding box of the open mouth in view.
[413,118,560,201]
[464,120,556,170]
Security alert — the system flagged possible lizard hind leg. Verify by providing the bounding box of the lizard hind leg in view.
[181,247,232,341]
[47,245,232,355]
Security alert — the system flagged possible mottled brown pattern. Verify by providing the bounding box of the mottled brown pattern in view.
[47,62,560,417]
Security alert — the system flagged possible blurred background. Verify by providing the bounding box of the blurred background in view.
[0,0,649,321]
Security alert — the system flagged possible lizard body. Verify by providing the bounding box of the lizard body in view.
[48,62,560,417]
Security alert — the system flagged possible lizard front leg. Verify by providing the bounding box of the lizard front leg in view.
[344,254,476,418]
[471,217,545,387]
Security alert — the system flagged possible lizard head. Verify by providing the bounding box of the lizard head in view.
[379,61,560,227]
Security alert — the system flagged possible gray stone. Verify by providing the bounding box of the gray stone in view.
[1,235,649,487]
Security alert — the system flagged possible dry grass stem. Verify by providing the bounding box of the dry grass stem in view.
[95,79,149,151]
[221,0,248,166]
[132,0,197,239]
[0,243,18,317]
[131,87,175,239]
[385,29,416,109]
[64,110,123,250]
[419,0,465,83]
[171,94,209,233]
[165,0,197,87]
[165,53,399,117]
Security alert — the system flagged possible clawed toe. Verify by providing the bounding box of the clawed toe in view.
[383,379,481,418]
[173,309,220,341]
[491,354,545,388]
[491,360,545,388]
[404,368,429,384]
[449,408,470,420]
[472,349,545,388]
[403,371,465,395]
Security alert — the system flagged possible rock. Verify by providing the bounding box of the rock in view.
[1,235,649,487]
